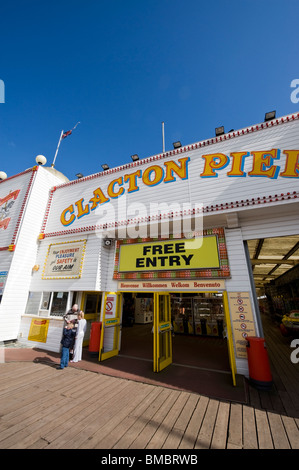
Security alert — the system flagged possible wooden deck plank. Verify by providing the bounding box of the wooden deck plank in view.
[0,394,70,448]
[0,382,61,425]
[77,382,153,449]
[14,378,123,450]
[243,405,258,449]
[227,403,243,449]
[178,395,209,449]
[110,389,178,450]
[112,386,168,449]
[281,415,299,450]
[93,385,163,449]
[267,412,290,449]
[210,401,230,449]
[160,393,199,449]
[45,378,134,448]
[255,409,273,449]
[8,393,92,449]
[147,392,190,449]
[0,363,45,391]
[194,399,219,449]
[99,387,173,449]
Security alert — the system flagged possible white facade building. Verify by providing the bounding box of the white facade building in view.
[2,112,299,384]
[0,165,68,342]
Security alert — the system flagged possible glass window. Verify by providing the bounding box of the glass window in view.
[85,294,98,314]
[50,292,69,317]
[40,292,51,310]
[25,292,42,316]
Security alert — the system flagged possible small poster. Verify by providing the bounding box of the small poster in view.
[28,319,50,343]
[42,240,86,279]
[228,292,257,358]
[0,271,8,295]
[105,295,117,317]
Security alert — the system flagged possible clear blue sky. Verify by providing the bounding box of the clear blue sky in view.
[1,0,299,181]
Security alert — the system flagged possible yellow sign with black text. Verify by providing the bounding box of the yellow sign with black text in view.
[28,319,50,343]
[118,236,220,272]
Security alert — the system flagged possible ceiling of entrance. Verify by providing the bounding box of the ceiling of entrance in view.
[247,235,299,291]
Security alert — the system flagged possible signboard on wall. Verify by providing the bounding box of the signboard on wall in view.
[105,294,117,317]
[42,239,86,279]
[28,319,50,343]
[114,228,230,280]
[118,280,226,291]
[228,292,257,358]
[0,170,34,248]
[118,236,220,272]
[0,271,8,295]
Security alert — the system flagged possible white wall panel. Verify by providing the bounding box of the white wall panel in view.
[0,167,68,341]
[239,202,299,240]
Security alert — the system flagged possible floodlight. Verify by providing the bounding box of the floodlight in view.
[264,111,276,122]
[173,141,182,149]
[215,126,225,136]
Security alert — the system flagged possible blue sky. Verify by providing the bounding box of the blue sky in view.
[1,0,299,181]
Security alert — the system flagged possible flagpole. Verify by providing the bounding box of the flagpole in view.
[51,130,64,168]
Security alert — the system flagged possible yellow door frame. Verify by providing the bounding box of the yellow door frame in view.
[222,291,237,386]
[153,292,173,372]
[99,292,122,362]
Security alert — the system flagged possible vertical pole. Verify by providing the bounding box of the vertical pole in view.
[51,130,64,168]
[162,122,165,153]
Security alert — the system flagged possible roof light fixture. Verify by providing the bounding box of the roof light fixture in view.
[215,126,225,136]
[264,110,276,122]
[173,141,182,149]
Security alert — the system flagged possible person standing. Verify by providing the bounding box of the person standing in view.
[71,311,87,362]
[63,304,79,326]
[63,304,79,359]
[59,322,76,369]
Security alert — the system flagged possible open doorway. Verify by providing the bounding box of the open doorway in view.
[171,293,231,372]
[120,291,231,374]
[120,293,154,361]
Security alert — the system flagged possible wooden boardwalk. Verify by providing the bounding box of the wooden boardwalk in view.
[0,359,299,450]
[1,313,299,450]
